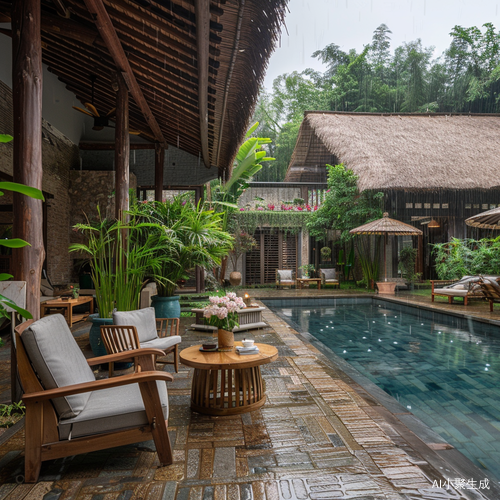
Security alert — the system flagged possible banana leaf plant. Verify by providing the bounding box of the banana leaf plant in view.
[0,134,45,323]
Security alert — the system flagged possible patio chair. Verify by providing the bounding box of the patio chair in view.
[477,277,500,311]
[276,269,295,289]
[113,307,181,372]
[431,276,488,305]
[320,268,340,289]
[16,314,173,483]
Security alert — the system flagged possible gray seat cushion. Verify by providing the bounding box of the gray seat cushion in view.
[113,307,157,343]
[21,314,95,419]
[141,336,182,351]
[436,289,468,297]
[58,381,168,440]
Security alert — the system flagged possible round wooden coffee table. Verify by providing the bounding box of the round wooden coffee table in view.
[179,342,278,415]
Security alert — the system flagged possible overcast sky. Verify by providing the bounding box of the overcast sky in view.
[263,0,500,89]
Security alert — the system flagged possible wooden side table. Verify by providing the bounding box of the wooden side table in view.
[40,296,94,327]
[296,277,322,290]
[180,342,278,415]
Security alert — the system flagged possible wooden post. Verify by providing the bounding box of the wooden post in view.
[416,234,424,277]
[12,0,44,402]
[12,0,44,320]
[154,143,164,202]
[115,72,129,222]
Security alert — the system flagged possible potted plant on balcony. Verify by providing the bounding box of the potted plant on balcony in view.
[130,196,233,318]
[69,208,168,355]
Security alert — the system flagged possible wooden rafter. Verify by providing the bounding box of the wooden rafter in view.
[195,0,210,168]
[83,0,166,145]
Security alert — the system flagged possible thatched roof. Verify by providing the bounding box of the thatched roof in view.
[350,213,423,235]
[1,0,287,178]
[286,111,500,191]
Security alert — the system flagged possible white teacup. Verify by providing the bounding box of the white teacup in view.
[242,339,254,348]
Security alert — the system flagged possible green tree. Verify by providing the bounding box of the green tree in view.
[306,164,384,243]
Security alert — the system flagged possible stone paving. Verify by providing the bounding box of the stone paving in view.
[0,289,499,499]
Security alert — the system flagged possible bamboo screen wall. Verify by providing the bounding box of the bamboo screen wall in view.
[245,229,298,285]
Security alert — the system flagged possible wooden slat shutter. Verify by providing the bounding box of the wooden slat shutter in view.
[245,230,261,285]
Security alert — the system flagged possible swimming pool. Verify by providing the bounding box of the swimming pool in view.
[265,297,500,481]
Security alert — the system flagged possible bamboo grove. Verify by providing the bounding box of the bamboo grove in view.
[254,23,500,182]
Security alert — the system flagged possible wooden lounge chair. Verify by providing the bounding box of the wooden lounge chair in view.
[477,277,500,311]
[16,314,173,483]
[112,308,181,373]
[320,268,340,289]
[276,269,295,289]
[431,276,488,305]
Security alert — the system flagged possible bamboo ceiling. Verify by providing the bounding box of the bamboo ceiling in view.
[1,0,287,178]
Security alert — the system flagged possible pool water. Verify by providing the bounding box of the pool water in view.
[270,299,500,480]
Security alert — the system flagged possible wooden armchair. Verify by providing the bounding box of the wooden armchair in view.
[113,308,181,373]
[275,269,295,289]
[16,314,173,483]
[320,268,340,289]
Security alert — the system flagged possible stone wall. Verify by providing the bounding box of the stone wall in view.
[0,80,80,285]
[68,171,137,280]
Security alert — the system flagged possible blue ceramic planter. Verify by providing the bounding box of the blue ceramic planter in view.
[89,314,112,357]
[89,314,131,370]
[151,295,181,318]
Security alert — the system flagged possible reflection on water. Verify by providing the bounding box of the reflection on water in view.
[274,302,500,480]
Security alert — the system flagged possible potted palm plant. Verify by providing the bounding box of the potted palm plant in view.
[69,208,168,355]
[130,196,233,318]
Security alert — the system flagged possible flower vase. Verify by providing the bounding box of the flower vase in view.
[218,329,234,351]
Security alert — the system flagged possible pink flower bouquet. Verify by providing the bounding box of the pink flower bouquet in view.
[203,292,246,331]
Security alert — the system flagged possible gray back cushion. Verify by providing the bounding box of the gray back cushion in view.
[21,314,95,419]
[322,269,337,280]
[113,307,158,343]
[278,270,292,281]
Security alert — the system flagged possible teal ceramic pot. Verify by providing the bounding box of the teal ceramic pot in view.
[89,314,112,357]
[151,295,181,318]
[89,314,131,370]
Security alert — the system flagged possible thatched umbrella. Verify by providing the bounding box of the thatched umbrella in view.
[465,207,500,230]
[350,213,423,282]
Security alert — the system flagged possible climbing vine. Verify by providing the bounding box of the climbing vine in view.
[234,211,312,236]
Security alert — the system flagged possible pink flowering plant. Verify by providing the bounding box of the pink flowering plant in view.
[203,292,246,331]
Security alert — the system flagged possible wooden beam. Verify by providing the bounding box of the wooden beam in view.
[215,0,246,168]
[114,73,130,221]
[41,11,100,46]
[195,0,210,169]
[12,0,45,400]
[154,143,164,202]
[79,142,154,150]
[83,0,166,145]
[51,0,70,18]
